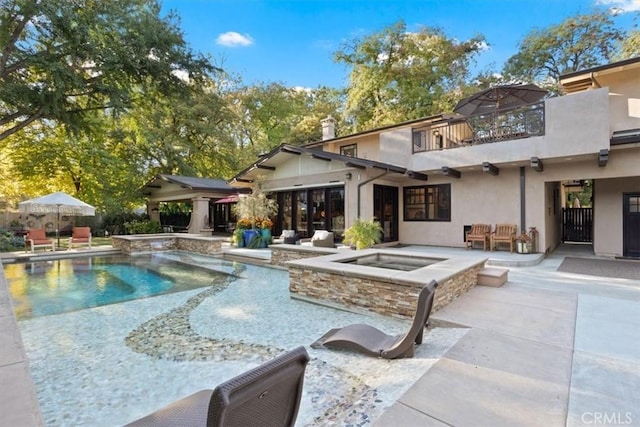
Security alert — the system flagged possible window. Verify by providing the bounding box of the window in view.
[340,143,357,157]
[413,128,444,152]
[404,184,451,221]
[412,130,427,153]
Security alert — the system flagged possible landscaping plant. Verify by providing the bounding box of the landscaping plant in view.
[343,218,383,250]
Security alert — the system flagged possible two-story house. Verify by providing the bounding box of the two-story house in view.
[231,56,640,258]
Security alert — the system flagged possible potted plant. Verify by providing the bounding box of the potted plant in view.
[259,217,273,246]
[343,218,383,250]
[232,184,278,249]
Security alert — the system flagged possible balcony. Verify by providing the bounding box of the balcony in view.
[413,102,545,153]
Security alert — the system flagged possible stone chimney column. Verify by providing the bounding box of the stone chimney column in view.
[321,115,336,140]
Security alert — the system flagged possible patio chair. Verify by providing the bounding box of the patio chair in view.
[490,224,518,252]
[273,229,298,245]
[124,346,309,427]
[68,227,92,250]
[311,280,438,359]
[25,229,55,253]
[465,224,491,250]
[300,230,334,248]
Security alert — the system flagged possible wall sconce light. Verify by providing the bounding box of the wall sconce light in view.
[345,172,352,180]
[433,129,443,149]
[151,208,159,213]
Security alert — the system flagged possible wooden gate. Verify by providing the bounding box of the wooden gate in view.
[562,208,593,243]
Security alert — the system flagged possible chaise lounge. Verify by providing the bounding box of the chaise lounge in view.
[125,346,309,427]
[465,224,491,250]
[24,229,55,253]
[311,280,438,359]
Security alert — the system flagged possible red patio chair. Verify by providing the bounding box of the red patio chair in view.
[25,229,55,253]
[68,227,92,250]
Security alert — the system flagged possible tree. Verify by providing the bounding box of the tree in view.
[226,82,346,166]
[125,78,236,179]
[502,10,624,93]
[334,20,486,131]
[5,110,147,212]
[615,29,640,60]
[0,0,214,144]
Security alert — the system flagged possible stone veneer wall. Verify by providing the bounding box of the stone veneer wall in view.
[111,235,222,256]
[270,244,339,267]
[289,262,483,319]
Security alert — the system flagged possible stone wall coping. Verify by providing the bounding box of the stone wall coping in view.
[269,243,341,254]
[111,234,227,242]
[286,248,487,287]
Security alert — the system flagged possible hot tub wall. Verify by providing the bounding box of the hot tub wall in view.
[111,235,223,255]
[288,262,483,319]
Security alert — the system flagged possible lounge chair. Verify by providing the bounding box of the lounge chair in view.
[490,224,518,252]
[311,281,438,359]
[465,224,491,250]
[25,229,55,253]
[300,230,334,248]
[68,227,92,250]
[124,346,309,427]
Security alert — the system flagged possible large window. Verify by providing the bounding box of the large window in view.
[404,184,451,221]
[275,186,344,239]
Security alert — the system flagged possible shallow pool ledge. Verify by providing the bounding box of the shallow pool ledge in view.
[286,249,487,319]
[112,234,227,255]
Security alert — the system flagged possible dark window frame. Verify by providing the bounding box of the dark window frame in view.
[340,143,357,157]
[403,184,451,222]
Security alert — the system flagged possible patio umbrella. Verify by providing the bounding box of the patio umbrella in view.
[18,191,96,248]
[453,84,548,116]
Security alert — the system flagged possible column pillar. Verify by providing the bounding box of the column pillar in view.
[190,196,212,235]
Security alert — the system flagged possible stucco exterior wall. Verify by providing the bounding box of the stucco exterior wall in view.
[379,127,412,166]
[399,169,522,247]
[593,176,640,257]
[594,68,640,132]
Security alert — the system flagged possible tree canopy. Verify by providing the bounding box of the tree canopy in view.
[1,6,638,215]
[0,0,213,143]
[334,20,486,131]
[502,10,625,93]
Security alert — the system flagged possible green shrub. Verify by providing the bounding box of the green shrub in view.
[0,230,23,252]
[124,220,162,235]
[343,218,383,250]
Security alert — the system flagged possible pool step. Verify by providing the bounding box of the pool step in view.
[478,267,509,287]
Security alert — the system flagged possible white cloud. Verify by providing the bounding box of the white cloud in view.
[216,31,254,47]
[596,0,640,12]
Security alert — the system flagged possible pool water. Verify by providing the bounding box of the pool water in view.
[9,251,467,426]
[4,254,231,320]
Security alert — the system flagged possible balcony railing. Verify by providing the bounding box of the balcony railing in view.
[413,102,545,153]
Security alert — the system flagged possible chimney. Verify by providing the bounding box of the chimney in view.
[321,115,336,140]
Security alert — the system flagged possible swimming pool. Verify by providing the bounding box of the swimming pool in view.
[12,251,467,425]
[4,253,238,320]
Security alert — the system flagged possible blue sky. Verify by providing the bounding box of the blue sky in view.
[161,0,640,88]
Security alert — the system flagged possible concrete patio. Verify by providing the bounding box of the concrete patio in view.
[1,243,638,426]
[374,244,640,426]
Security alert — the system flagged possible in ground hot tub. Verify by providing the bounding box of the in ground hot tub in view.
[286,248,487,319]
[340,253,445,271]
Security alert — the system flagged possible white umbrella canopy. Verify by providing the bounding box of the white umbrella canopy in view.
[18,192,95,247]
[18,191,95,216]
